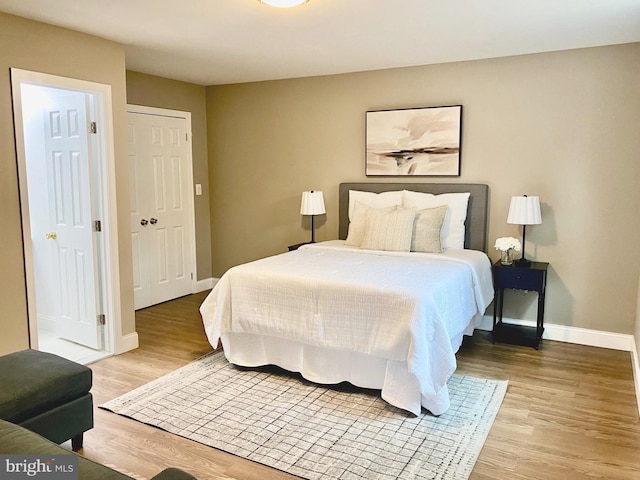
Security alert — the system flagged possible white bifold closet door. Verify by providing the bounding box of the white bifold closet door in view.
[128,111,195,310]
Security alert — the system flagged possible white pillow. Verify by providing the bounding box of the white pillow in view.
[411,205,448,253]
[402,190,470,250]
[345,203,397,246]
[348,190,403,222]
[361,206,416,252]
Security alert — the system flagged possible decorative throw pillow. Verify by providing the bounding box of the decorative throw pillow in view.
[348,190,403,221]
[360,206,416,252]
[402,190,470,250]
[345,203,397,246]
[411,205,448,253]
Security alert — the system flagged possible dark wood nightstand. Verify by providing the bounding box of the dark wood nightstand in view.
[288,242,311,251]
[492,260,549,349]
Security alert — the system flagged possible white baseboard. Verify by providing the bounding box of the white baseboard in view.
[478,315,640,416]
[37,314,56,333]
[631,343,640,416]
[114,332,139,355]
[476,315,634,352]
[194,277,218,293]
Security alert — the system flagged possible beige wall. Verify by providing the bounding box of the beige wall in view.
[125,71,212,281]
[3,10,636,351]
[0,12,135,354]
[207,43,640,335]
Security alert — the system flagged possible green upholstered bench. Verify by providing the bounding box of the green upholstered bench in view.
[0,419,197,479]
[0,349,93,451]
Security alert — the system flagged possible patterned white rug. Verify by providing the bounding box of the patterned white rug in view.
[101,351,507,480]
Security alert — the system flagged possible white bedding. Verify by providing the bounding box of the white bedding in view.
[200,240,494,415]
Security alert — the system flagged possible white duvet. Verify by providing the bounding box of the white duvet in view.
[200,240,494,415]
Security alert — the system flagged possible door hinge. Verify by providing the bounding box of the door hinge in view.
[90,122,97,134]
[93,220,102,232]
[97,314,106,326]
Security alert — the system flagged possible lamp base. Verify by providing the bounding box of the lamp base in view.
[515,258,532,267]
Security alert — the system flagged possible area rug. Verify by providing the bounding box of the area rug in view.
[100,351,507,480]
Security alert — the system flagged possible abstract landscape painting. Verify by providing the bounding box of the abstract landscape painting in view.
[366,105,462,176]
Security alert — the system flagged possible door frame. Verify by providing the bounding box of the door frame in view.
[11,68,124,356]
[127,104,198,302]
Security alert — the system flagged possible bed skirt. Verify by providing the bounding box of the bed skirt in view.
[220,332,456,416]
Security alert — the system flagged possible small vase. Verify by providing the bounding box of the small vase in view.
[500,249,513,265]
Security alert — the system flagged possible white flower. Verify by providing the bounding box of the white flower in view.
[494,236,521,252]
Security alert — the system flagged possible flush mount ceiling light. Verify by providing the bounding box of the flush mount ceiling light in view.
[258,0,309,8]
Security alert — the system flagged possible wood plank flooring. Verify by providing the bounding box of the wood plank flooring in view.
[84,292,640,479]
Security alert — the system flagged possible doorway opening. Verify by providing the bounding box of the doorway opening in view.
[11,69,125,365]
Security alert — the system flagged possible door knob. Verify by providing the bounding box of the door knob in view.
[150,218,158,225]
[45,232,57,239]
[140,219,148,226]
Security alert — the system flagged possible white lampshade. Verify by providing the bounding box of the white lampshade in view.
[300,190,325,216]
[259,0,308,8]
[507,196,542,225]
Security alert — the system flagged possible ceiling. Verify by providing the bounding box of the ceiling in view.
[1,0,639,86]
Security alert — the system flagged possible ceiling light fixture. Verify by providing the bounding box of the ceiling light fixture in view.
[258,0,309,8]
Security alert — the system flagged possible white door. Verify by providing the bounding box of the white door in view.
[43,94,101,349]
[128,110,195,310]
[13,68,131,361]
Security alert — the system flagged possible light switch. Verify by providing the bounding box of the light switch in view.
[195,184,202,195]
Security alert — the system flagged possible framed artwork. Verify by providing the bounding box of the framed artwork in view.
[365,105,462,176]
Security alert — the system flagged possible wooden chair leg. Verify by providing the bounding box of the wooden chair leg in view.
[71,433,83,451]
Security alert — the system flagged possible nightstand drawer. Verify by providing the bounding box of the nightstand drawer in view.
[493,266,545,292]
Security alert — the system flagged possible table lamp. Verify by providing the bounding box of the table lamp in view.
[507,195,542,266]
[300,190,325,243]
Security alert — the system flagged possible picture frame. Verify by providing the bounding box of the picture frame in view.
[365,105,462,176]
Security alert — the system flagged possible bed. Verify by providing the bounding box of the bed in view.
[200,183,493,416]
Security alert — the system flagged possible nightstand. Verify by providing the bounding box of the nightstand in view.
[492,260,549,349]
[288,242,311,251]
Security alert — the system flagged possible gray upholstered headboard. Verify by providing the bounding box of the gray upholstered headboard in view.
[338,183,489,252]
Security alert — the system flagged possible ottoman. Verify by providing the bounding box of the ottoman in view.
[0,349,93,451]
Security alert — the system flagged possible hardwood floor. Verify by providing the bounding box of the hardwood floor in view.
[84,292,640,479]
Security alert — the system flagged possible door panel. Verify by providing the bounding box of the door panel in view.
[128,112,194,309]
[129,144,151,307]
[43,94,101,349]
